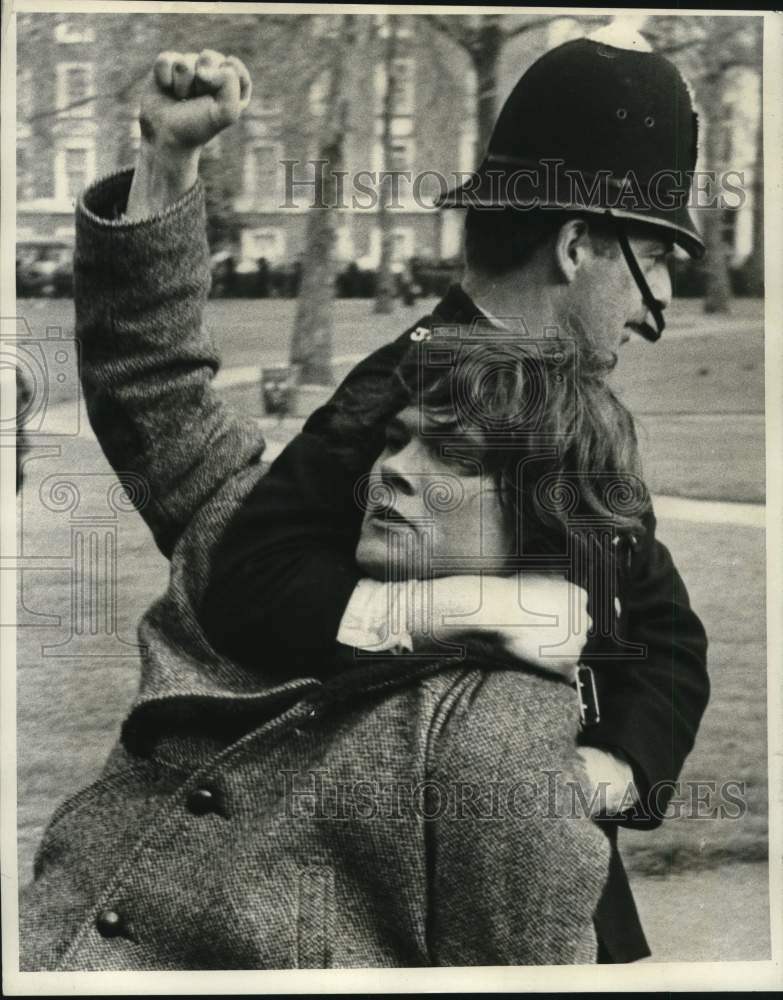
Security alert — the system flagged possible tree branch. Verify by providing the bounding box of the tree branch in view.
[25,94,100,123]
[502,15,562,41]
[655,38,704,57]
[422,14,472,54]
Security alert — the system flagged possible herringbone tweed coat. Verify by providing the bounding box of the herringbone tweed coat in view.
[19,171,610,971]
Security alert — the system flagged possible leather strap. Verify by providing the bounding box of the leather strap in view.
[606,211,666,341]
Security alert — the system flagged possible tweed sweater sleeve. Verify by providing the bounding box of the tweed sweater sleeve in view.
[427,668,611,965]
[75,169,266,559]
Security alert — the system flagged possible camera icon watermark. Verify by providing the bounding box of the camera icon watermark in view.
[1,316,81,438]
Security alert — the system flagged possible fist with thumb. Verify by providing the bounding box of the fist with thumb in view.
[139,49,252,154]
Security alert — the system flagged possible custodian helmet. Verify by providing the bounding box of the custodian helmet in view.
[440,36,703,258]
[438,35,704,338]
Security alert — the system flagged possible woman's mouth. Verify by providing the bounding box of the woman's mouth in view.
[368,507,413,529]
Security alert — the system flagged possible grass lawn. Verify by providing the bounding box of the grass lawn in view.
[14,294,769,885]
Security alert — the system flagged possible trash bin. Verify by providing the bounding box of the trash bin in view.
[260,364,301,416]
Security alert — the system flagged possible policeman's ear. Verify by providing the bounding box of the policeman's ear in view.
[554,218,591,283]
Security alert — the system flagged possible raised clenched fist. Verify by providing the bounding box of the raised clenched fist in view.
[139,49,252,153]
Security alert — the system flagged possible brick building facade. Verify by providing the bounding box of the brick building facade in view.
[16,11,760,267]
[16,11,483,265]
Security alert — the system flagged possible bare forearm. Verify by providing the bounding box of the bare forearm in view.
[125,143,201,221]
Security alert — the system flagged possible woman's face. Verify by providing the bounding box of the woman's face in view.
[355,406,513,581]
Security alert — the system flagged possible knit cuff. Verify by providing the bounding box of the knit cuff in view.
[78,167,204,230]
[75,169,209,300]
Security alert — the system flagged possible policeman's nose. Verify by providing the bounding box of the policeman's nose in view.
[649,260,673,312]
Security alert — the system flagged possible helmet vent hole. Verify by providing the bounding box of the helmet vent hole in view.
[645,116,656,128]
[616,108,628,120]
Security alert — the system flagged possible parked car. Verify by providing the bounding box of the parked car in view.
[16,239,73,297]
[205,250,462,301]
[410,256,461,298]
[209,249,235,298]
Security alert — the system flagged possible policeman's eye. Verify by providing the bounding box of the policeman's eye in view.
[644,246,672,266]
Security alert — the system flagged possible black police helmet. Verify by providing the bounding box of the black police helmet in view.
[439,36,704,260]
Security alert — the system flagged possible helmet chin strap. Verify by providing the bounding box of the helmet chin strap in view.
[605,212,666,341]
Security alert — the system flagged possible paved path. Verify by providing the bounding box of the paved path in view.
[652,494,766,528]
[630,862,771,962]
[41,396,767,529]
[212,352,364,389]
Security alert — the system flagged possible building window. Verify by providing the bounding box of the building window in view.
[128,110,141,154]
[65,148,88,198]
[17,146,35,201]
[389,138,415,173]
[390,58,415,115]
[363,227,415,269]
[459,65,478,173]
[311,15,339,38]
[373,138,415,175]
[374,14,413,39]
[309,71,330,118]
[721,207,738,248]
[56,63,94,116]
[240,227,286,263]
[335,225,354,262]
[18,67,34,121]
[248,90,283,116]
[55,141,95,202]
[54,21,96,44]
[244,143,281,209]
[391,228,415,262]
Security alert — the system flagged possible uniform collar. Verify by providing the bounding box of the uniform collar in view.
[432,284,493,327]
[433,284,509,331]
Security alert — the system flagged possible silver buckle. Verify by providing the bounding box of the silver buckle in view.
[576,665,600,727]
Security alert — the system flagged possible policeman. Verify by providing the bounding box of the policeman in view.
[202,33,709,964]
[440,31,703,341]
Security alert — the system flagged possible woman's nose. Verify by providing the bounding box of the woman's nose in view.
[379,444,418,498]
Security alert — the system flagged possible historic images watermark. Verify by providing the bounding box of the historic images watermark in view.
[280,769,748,822]
[281,159,748,212]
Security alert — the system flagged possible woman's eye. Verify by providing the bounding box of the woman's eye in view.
[445,453,481,476]
[384,430,406,452]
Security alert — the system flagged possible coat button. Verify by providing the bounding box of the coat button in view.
[96,909,125,938]
[187,786,218,816]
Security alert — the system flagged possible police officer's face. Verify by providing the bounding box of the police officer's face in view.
[355,407,511,581]
[566,230,673,364]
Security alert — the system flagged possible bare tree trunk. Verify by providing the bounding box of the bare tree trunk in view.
[290,15,355,384]
[375,18,399,315]
[698,46,731,314]
[745,68,764,295]
[472,16,503,164]
[699,73,733,314]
